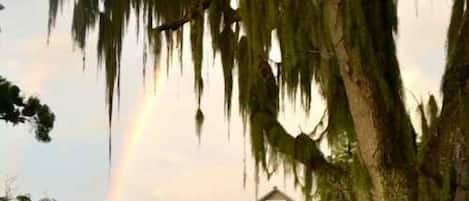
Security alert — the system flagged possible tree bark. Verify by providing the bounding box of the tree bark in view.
[323,1,418,201]
[422,5,469,201]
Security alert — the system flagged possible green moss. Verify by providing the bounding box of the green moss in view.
[195,108,205,142]
[48,0,64,37]
[71,0,99,50]
[190,12,205,106]
[218,25,236,119]
[48,1,418,201]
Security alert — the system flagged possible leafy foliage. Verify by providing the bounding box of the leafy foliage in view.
[0,195,57,201]
[0,76,55,142]
[0,178,57,201]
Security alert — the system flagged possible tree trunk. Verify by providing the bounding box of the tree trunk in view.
[422,4,469,201]
[323,1,418,201]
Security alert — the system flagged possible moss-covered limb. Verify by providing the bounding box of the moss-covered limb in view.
[241,57,345,200]
[0,76,55,142]
[250,110,351,201]
[252,108,370,201]
[252,112,336,171]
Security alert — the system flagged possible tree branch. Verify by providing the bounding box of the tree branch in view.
[251,111,346,181]
[154,16,193,32]
[152,0,241,32]
[153,0,211,32]
[250,61,339,173]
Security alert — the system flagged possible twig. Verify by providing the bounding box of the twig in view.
[152,0,212,32]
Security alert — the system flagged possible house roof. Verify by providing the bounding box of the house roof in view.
[257,186,295,201]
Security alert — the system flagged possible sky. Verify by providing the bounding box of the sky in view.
[0,1,452,201]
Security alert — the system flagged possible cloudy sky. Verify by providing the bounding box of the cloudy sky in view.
[0,1,452,201]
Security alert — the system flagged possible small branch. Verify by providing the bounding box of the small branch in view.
[307,109,328,141]
[0,116,27,124]
[153,0,212,32]
[152,0,241,32]
[314,129,328,143]
[154,16,193,32]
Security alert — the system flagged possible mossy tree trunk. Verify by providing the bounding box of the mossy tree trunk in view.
[421,2,469,201]
[321,1,469,201]
[322,1,418,201]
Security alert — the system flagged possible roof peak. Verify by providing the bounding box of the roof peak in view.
[258,186,295,201]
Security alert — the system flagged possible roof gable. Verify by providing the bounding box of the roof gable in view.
[258,187,295,201]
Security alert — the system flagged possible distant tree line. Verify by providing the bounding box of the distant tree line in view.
[0,177,56,201]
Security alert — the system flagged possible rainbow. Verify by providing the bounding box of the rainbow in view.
[107,74,165,201]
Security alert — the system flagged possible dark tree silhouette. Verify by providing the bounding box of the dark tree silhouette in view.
[1,4,55,141]
[0,178,57,201]
[0,76,55,142]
